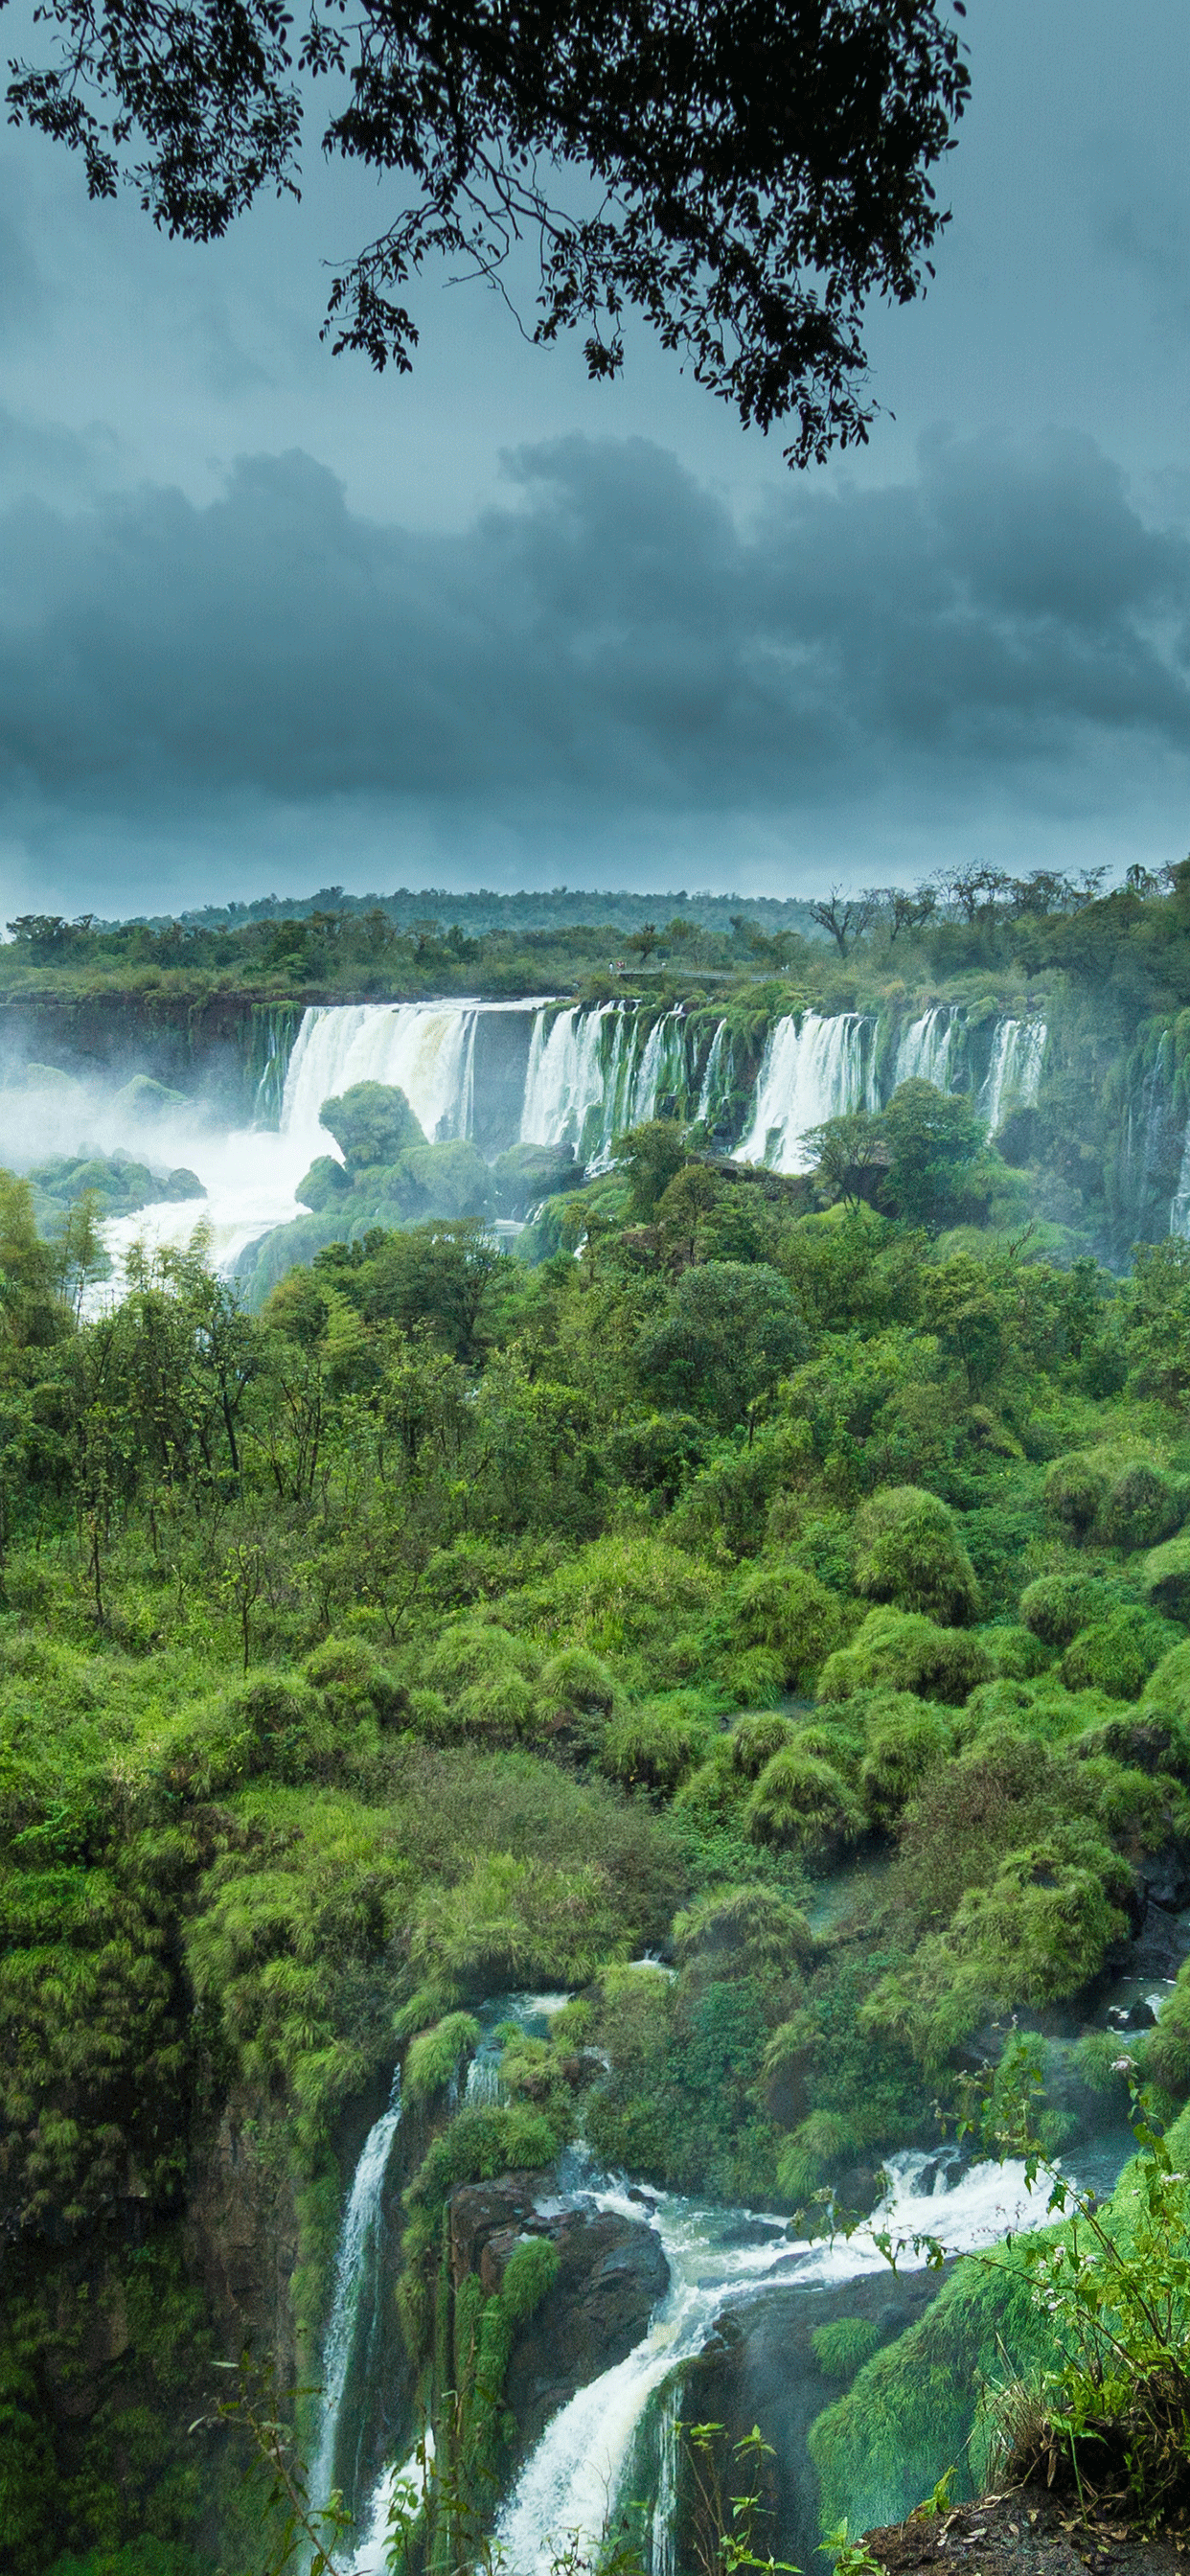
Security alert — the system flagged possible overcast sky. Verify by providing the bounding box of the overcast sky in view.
[1,0,1189,917]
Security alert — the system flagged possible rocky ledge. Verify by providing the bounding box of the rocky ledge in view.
[864,2486,1190,2576]
[449,2173,670,2448]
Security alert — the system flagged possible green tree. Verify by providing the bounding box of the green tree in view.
[8,2,970,467]
[636,1260,806,1436]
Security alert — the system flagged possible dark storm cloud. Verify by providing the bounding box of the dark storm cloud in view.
[0,428,1188,833]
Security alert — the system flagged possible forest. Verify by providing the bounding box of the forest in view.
[8,869,1190,2576]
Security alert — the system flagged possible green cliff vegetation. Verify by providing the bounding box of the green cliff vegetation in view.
[9,1010,1190,2566]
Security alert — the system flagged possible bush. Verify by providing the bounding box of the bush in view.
[1071,1706,1190,1781]
[1044,1453,1108,1540]
[539,1646,617,1715]
[305,1635,406,1723]
[744,1745,864,1866]
[1144,1640,1190,1723]
[776,2108,862,2198]
[1019,1572,1106,1647]
[404,2011,481,2104]
[853,1486,981,1627]
[672,1885,816,1980]
[729,1560,853,1690]
[319,1081,427,1166]
[812,2316,883,2383]
[423,1621,540,1699]
[860,1702,951,1830]
[1062,1605,1179,1702]
[818,1608,992,1707]
[1140,1532,1190,1624]
[499,2233,561,2322]
[1098,1459,1186,1551]
[1142,1963,1190,2103]
[729,1712,797,1779]
[982,1624,1054,1679]
[600,1702,710,1795]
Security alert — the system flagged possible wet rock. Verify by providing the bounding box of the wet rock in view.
[680,2266,950,2575]
[447,2175,670,2450]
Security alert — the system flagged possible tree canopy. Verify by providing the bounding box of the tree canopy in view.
[6,0,969,464]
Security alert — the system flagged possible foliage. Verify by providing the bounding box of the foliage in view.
[810,2316,882,2384]
[7,0,971,469]
[853,1485,980,1626]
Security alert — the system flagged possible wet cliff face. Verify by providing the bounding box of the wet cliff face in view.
[679,2266,948,2575]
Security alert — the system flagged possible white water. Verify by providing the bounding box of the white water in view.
[894,1008,954,1091]
[738,1013,875,1173]
[521,1003,622,1152]
[979,1020,1047,1134]
[311,2074,403,2518]
[649,2378,681,2576]
[495,2150,1041,2574]
[347,2433,435,2576]
[282,998,548,1147]
[695,1023,731,1126]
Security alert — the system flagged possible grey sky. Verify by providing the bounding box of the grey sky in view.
[1,0,1189,914]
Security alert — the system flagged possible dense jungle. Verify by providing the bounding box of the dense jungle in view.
[10,866,1190,2576]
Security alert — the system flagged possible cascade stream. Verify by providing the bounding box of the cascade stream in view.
[311,2074,403,2526]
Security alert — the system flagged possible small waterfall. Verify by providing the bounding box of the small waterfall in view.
[520,1003,621,1154]
[695,1023,731,1128]
[348,2434,435,2576]
[649,2379,682,2576]
[979,1019,1047,1135]
[893,1008,953,1092]
[1169,1120,1190,1238]
[494,2152,1043,2575]
[738,1014,874,1174]
[310,2074,402,2519]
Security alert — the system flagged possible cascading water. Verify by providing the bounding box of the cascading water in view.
[738,1013,876,1174]
[695,1023,732,1128]
[979,1020,1047,1135]
[310,2073,403,2521]
[520,1003,622,1154]
[648,2377,682,2576]
[494,2150,1043,2575]
[894,1008,954,1091]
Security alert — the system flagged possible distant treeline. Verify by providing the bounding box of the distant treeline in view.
[106,883,827,939]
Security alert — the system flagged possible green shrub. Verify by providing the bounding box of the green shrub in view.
[811,2316,883,2382]
[448,1671,538,1741]
[1140,1532,1190,1623]
[1142,1964,1190,2104]
[1062,1604,1179,1702]
[776,2108,861,2197]
[672,1884,816,1980]
[319,1081,427,1166]
[1018,1572,1106,1647]
[860,1703,951,1830]
[863,1831,1133,2063]
[744,1746,864,1865]
[1044,1453,1108,1539]
[818,1608,992,1707]
[499,2234,561,2322]
[1143,1640,1190,1722]
[305,1634,406,1722]
[600,1702,710,1795]
[729,1560,853,1689]
[1098,1459,1186,1551]
[853,1486,981,1626]
[403,2011,481,2104]
[982,1623,1054,1679]
[1071,1707,1190,1782]
[717,1645,788,1708]
[729,1712,797,1779]
[539,1646,617,1714]
[423,1621,539,1697]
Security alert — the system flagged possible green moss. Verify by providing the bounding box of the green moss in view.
[810,2315,883,2383]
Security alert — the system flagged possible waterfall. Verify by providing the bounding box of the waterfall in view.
[738,1014,874,1174]
[493,2152,1043,2575]
[281,1004,483,1148]
[695,1024,731,1128]
[310,2074,403,2519]
[893,1008,953,1092]
[520,1003,622,1154]
[979,1020,1047,1135]
[347,2434,435,2576]
[1170,1121,1190,1239]
[649,2379,682,2576]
